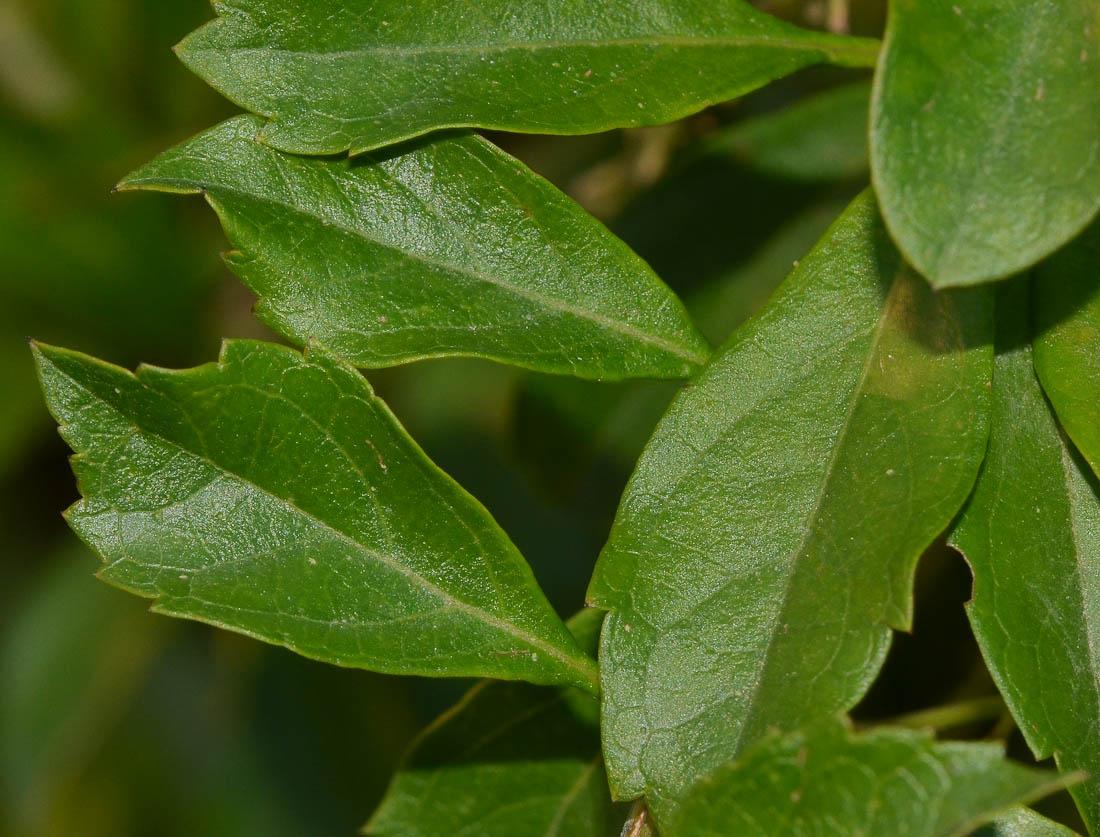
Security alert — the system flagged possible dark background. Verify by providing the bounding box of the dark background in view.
[2,1,1079,834]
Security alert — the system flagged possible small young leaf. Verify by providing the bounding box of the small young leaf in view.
[950,281,1100,832]
[1034,220,1100,480]
[32,339,598,693]
[701,80,871,182]
[664,717,1069,837]
[175,0,880,155]
[870,0,1100,287]
[587,191,993,813]
[119,117,709,381]
[366,609,622,837]
[972,807,1079,837]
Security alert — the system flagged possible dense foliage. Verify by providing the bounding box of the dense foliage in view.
[23,0,1100,833]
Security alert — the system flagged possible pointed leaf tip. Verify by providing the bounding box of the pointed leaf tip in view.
[665,717,1070,836]
[589,190,994,809]
[35,339,598,693]
[121,117,709,380]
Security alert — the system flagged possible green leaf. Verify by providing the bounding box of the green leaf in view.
[366,609,623,837]
[700,80,871,182]
[1034,220,1100,480]
[972,808,1079,837]
[949,280,1100,831]
[119,116,709,381]
[175,0,880,155]
[32,339,599,693]
[686,196,856,345]
[513,197,850,496]
[663,717,1070,837]
[587,191,993,814]
[870,0,1100,287]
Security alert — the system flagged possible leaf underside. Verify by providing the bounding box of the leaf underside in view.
[120,116,709,381]
[176,0,879,154]
[587,190,994,815]
[950,281,1100,832]
[33,339,598,693]
[871,0,1100,287]
[665,717,1069,837]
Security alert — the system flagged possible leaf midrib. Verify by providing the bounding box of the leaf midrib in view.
[52,354,598,690]
[733,272,904,754]
[545,755,602,837]
[187,32,878,64]
[615,275,899,800]
[190,174,707,366]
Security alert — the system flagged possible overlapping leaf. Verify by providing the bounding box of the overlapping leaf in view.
[701,80,871,182]
[366,609,622,836]
[33,339,598,693]
[176,0,879,154]
[587,191,994,814]
[1034,220,1100,480]
[664,718,1068,837]
[120,117,709,381]
[685,196,856,344]
[950,282,1100,831]
[871,0,1100,287]
[974,808,1078,837]
[513,197,850,496]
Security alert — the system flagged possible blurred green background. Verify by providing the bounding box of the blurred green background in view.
[6,1,1080,834]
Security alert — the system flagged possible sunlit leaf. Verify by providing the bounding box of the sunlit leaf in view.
[972,807,1079,837]
[33,339,598,693]
[588,191,993,814]
[871,0,1100,286]
[176,0,879,154]
[120,117,710,380]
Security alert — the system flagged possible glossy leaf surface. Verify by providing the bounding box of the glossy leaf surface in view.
[176,0,880,154]
[871,0,1100,287]
[1034,220,1100,480]
[33,340,598,693]
[366,609,621,836]
[664,718,1067,837]
[588,191,994,811]
[973,808,1078,837]
[950,283,1100,831]
[120,117,708,381]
